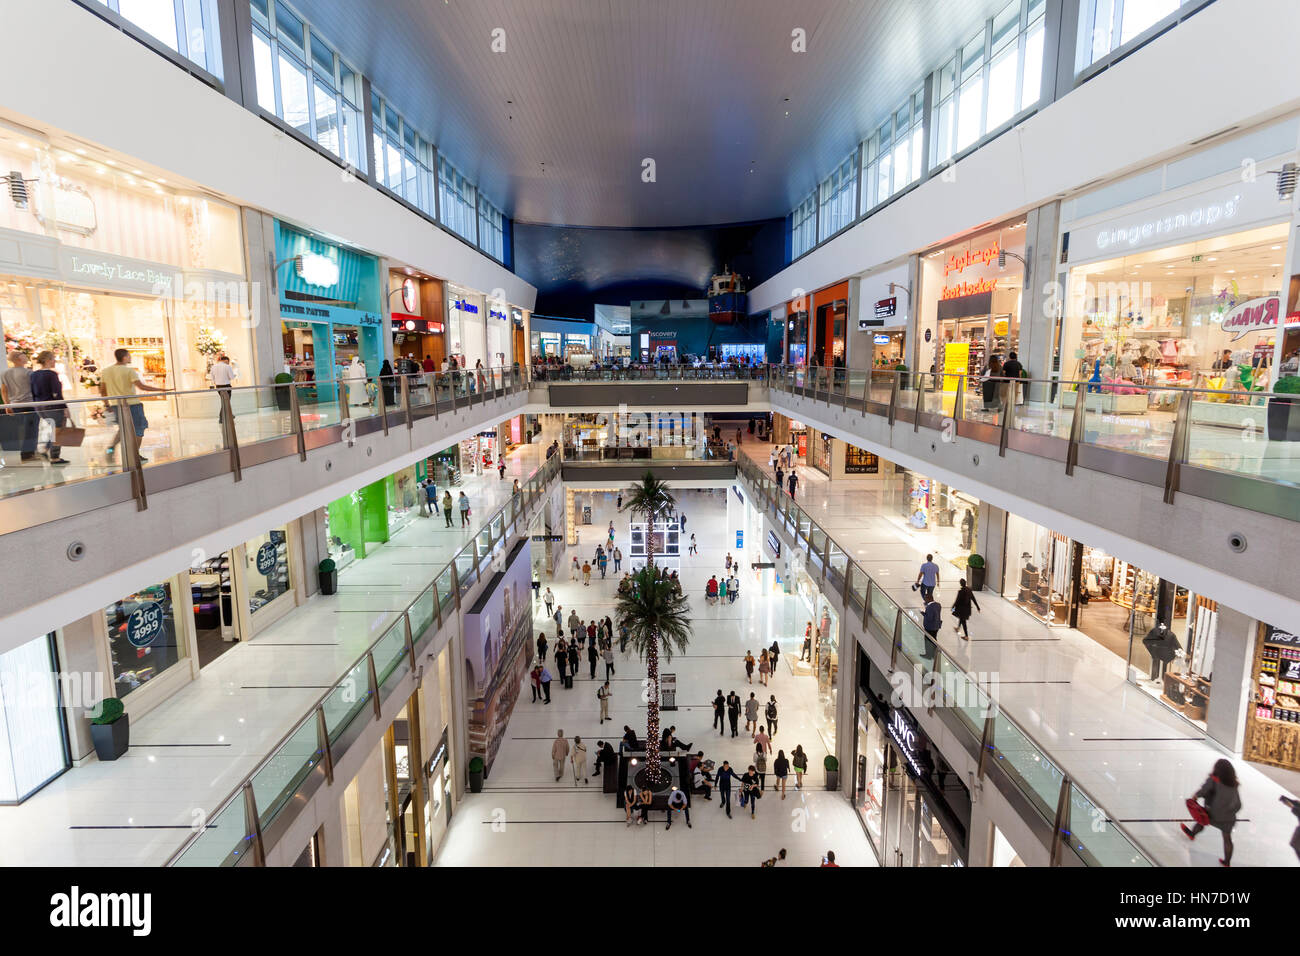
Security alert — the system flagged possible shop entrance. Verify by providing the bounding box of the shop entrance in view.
[872,331,905,367]
[190,549,236,668]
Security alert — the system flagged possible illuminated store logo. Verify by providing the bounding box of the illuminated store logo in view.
[941,276,998,300]
[401,277,418,313]
[453,298,479,313]
[887,708,926,777]
[1094,195,1241,251]
[296,252,339,287]
[489,309,507,320]
[944,241,1000,278]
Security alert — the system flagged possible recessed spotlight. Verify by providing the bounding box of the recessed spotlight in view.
[156,178,167,184]
[1207,257,1217,262]
[75,148,86,155]
[132,168,143,174]
[105,159,116,166]
[1271,245,1282,250]
[1226,269,1235,274]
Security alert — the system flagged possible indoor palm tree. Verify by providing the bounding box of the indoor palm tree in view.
[619,472,684,784]
[614,564,691,786]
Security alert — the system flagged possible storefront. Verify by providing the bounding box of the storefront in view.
[781,560,838,744]
[530,316,594,361]
[917,218,1027,390]
[1001,512,1071,627]
[486,300,511,367]
[424,445,461,487]
[807,427,833,476]
[445,284,485,369]
[853,261,911,372]
[810,281,849,367]
[0,633,70,803]
[770,414,808,460]
[101,575,196,713]
[388,270,445,370]
[854,651,969,866]
[277,222,383,403]
[889,467,980,575]
[1244,624,1300,773]
[1057,129,1298,427]
[0,129,253,413]
[324,466,424,568]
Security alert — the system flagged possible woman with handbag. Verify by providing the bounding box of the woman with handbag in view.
[31,351,70,465]
[1181,758,1241,866]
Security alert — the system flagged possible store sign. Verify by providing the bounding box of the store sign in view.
[401,278,418,313]
[255,542,277,577]
[1089,190,1244,254]
[886,707,926,778]
[874,296,897,319]
[1220,295,1282,341]
[873,334,891,345]
[126,601,165,649]
[1265,626,1300,648]
[767,530,781,558]
[295,252,339,288]
[944,241,1000,278]
[489,309,507,320]
[736,530,744,549]
[60,250,175,294]
[281,301,380,327]
[34,181,98,236]
[453,298,479,314]
[941,276,998,300]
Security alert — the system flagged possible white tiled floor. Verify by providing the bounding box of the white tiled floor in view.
[742,442,1300,867]
[434,490,877,867]
[0,427,548,867]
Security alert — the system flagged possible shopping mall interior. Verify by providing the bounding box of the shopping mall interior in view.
[1,0,1299,911]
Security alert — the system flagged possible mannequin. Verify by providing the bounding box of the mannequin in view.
[1141,620,1181,682]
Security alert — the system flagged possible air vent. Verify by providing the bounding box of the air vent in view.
[1187,125,1240,147]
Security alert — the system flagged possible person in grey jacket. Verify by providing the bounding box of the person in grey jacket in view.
[1181,758,1242,866]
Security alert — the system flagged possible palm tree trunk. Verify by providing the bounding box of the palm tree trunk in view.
[643,506,664,784]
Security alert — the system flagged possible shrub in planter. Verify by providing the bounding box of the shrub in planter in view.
[966,553,987,591]
[468,755,485,793]
[1268,375,1300,442]
[318,558,338,595]
[893,362,909,391]
[273,371,294,411]
[823,754,840,791]
[90,697,129,761]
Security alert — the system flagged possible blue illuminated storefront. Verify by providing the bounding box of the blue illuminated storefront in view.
[276,222,384,402]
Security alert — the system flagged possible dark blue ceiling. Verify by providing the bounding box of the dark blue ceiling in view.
[512,219,786,318]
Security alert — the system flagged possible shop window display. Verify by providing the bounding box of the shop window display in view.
[891,469,980,574]
[105,581,186,699]
[1002,514,1070,626]
[245,528,292,616]
[0,634,70,803]
[1245,625,1300,772]
[1059,223,1292,414]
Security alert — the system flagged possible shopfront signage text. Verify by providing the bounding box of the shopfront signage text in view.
[126,602,165,649]
[453,298,479,313]
[281,302,379,327]
[489,309,506,320]
[944,241,1000,278]
[1265,626,1300,648]
[1220,295,1281,341]
[887,707,926,777]
[255,542,277,577]
[1092,193,1241,252]
[736,530,744,549]
[873,334,891,345]
[941,276,999,300]
[65,254,174,292]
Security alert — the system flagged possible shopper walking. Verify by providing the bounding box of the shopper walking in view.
[603,644,615,680]
[613,547,622,571]
[773,750,790,799]
[555,643,568,686]
[775,466,784,494]
[458,491,471,527]
[551,730,570,781]
[715,761,741,818]
[753,726,772,758]
[753,743,767,791]
[1181,758,1242,866]
[498,455,506,480]
[951,578,981,640]
[586,641,598,679]
[758,650,771,686]
[744,692,760,734]
[571,736,588,784]
[30,351,70,464]
[915,554,940,601]
[442,491,454,527]
[566,642,579,683]
[765,696,779,737]
[536,632,548,663]
[544,587,554,616]
[598,550,608,579]
[679,512,687,534]
[740,766,762,818]
[712,690,726,734]
[922,595,942,651]
[688,534,697,555]
[728,574,739,603]
[743,650,755,684]
[529,664,542,702]
[100,348,166,461]
[792,745,808,790]
[787,470,798,499]
[727,691,741,738]
[571,556,580,581]
[582,561,592,586]
[598,681,612,723]
[768,639,780,675]
[539,665,552,703]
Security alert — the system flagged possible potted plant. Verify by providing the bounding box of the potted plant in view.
[318,558,338,595]
[966,553,987,591]
[893,361,909,391]
[273,371,294,411]
[1267,375,1300,442]
[823,754,839,791]
[468,755,485,793]
[90,697,130,761]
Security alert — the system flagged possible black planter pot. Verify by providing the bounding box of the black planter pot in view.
[318,570,338,595]
[274,383,292,411]
[469,767,484,793]
[1267,396,1300,441]
[968,565,987,591]
[91,715,130,761]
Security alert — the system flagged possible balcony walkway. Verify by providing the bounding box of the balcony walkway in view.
[738,442,1300,868]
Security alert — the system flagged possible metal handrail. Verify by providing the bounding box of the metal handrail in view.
[734,453,1152,866]
[164,452,561,866]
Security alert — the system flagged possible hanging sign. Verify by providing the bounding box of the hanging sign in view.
[874,296,897,319]
[1220,295,1281,341]
[126,601,166,648]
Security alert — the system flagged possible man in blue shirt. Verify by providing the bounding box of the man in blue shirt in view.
[915,554,940,601]
[714,760,742,818]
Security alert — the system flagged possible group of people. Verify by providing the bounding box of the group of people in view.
[770,444,800,500]
[913,553,982,643]
[741,643,780,686]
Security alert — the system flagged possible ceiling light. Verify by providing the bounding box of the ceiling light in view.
[1271,245,1282,250]
[132,168,143,175]
[74,148,86,156]
[156,178,166,184]
[1226,269,1235,274]
[16,141,29,150]
[1207,257,1217,262]
[105,159,116,166]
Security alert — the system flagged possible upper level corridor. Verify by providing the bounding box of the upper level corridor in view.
[0,425,555,867]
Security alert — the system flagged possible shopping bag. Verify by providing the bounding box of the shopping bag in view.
[56,426,86,447]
